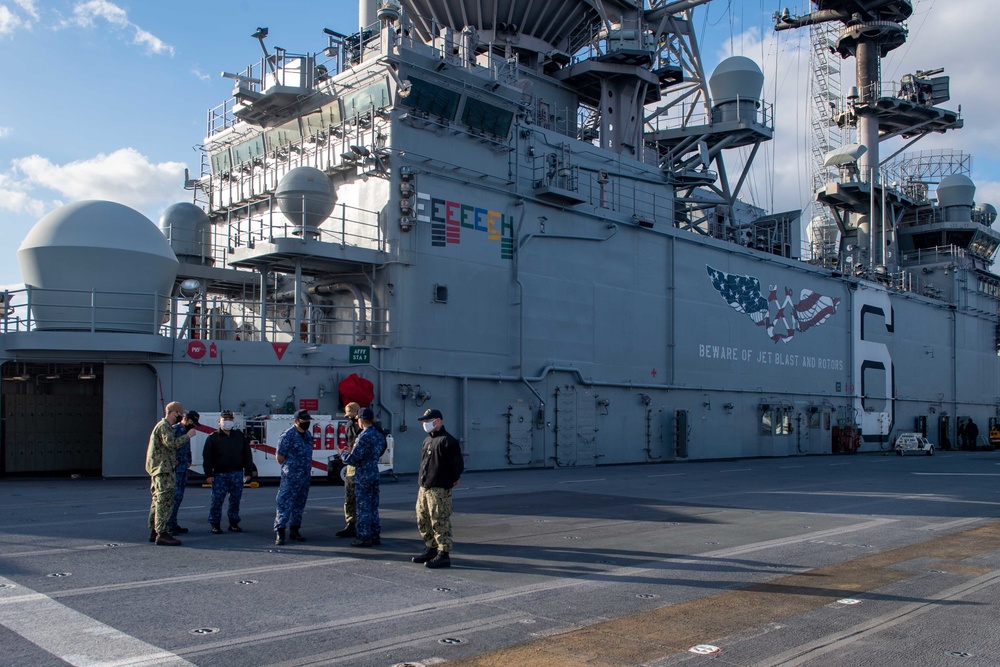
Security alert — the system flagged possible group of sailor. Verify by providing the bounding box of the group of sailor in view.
[144,401,464,568]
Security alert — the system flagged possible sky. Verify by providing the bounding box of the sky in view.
[0,0,998,288]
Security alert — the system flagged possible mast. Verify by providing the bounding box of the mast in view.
[775,1,964,275]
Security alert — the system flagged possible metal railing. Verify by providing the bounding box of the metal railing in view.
[169,297,389,345]
[1,287,389,346]
[162,200,385,270]
[1,287,166,335]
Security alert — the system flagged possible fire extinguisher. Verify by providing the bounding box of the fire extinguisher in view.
[337,422,347,451]
[324,423,335,450]
[312,422,321,450]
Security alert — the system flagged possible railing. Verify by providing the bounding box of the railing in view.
[205,105,390,211]
[163,200,385,270]
[170,297,389,345]
[0,287,389,346]
[646,96,775,136]
[1,287,166,335]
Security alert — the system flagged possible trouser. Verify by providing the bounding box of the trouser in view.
[148,473,176,535]
[343,469,356,524]
[209,471,245,525]
[416,486,453,553]
[273,475,310,530]
[354,478,381,539]
[167,468,188,529]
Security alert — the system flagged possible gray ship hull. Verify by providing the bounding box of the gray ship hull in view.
[2,0,997,476]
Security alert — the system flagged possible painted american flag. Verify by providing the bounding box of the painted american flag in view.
[707,266,841,343]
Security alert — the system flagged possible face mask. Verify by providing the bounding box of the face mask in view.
[299,421,312,430]
[222,420,235,431]
[423,421,436,433]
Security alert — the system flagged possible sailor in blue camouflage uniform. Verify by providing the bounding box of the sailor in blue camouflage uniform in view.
[342,407,384,547]
[273,409,314,545]
[203,410,254,534]
[167,410,199,535]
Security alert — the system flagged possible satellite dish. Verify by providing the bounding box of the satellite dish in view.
[824,143,867,167]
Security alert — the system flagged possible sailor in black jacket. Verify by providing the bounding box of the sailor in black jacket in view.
[411,408,464,569]
[203,410,254,534]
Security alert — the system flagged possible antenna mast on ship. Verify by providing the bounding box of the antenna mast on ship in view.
[775,0,971,278]
[806,21,843,265]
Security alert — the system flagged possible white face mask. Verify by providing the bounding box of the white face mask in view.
[222,420,235,431]
[423,420,436,433]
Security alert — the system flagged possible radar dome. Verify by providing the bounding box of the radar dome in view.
[710,56,764,106]
[977,203,998,225]
[276,166,335,238]
[936,174,975,208]
[17,200,179,333]
[160,202,213,265]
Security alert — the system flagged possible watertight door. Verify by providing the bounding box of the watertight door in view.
[554,386,597,467]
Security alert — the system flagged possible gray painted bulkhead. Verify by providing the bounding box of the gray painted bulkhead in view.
[2,7,999,475]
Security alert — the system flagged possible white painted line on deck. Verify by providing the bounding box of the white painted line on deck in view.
[912,472,1000,476]
[0,575,194,666]
[3,543,141,559]
[556,479,606,484]
[98,505,205,515]
[917,517,987,532]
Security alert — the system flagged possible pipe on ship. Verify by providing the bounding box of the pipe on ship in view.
[360,0,377,27]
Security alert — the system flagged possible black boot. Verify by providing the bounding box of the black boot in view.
[149,529,157,543]
[228,522,242,533]
[411,546,438,563]
[334,523,356,538]
[210,523,223,534]
[275,528,286,545]
[351,537,373,547]
[425,551,451,569]
[155,533,182,546]
[289,526,306,542]
[170,525,189,535]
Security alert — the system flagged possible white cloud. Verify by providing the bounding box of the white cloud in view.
[13,0,37,21]
[132,25,171,55]
[191,67,212,82]
[68,0,127,28]
[0,171,44,216]
[12,147,186,212]
[64,0,174,56]
[0,5,25,37]
[0,126,11,138]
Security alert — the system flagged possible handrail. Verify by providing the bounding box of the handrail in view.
[1,286,388,345]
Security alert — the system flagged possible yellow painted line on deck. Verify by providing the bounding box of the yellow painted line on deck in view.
[446,521,1000,667]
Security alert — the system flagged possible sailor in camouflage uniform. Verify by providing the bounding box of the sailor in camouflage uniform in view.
[342,407,384,547]
[146,401,195,546]
[167,410,199,535]
[273,409,314,545]
[411,408,464,568]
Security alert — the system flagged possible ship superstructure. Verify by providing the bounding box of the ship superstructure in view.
[1,0,998,477]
